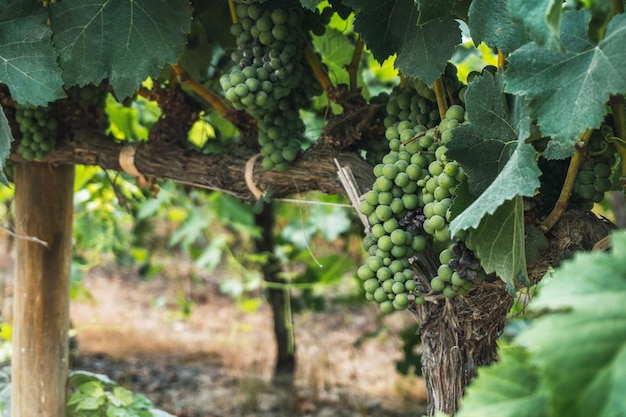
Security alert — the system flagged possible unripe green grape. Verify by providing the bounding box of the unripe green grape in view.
[358,265,375,281]
[380,300,395,314]
[363,278,380,293]
[431,277,446,292]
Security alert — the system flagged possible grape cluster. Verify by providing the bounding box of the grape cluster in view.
[221,1,322,172]
[358,84,486,311]
[431,241,485,298]
[383,79,439,130]
[15,105,58,161]
[418,105,465,247]
[538,128,616,213]
[67,83,108,108]
[570,130,616,209]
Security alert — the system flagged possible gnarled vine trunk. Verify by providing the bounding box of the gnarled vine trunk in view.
[413,210,615,416]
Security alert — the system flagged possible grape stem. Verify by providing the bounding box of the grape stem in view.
[609,95,626,186]
[170,64,232,118]
[497,49,506,71]
[228,0,238,24]
[611,0,624,15]
[303,41,334,96]
[433,78,448,120]
[539,128,592,232]
[345,35,364,92]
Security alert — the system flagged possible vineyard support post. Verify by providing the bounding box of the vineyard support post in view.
[12,162,75,417]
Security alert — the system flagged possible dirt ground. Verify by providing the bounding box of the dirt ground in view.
[1,247,428,417]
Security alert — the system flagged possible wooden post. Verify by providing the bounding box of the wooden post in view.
[12,162,75,417]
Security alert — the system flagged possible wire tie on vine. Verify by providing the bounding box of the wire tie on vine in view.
[244,154,265,200]
[119,143,149,188]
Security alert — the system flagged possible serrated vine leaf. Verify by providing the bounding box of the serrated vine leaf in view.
[505,10,626,147]
[344,0,460,86]
[50,0,191,99]
[468,0,529,54]
[456,346,548,417]
[519,230,626,417]
[0,109,14,186]
[416,0,458,25]
[467,196,528,291]
[447,73,540,236]
[508,0,562,49]
[0,2,65,106]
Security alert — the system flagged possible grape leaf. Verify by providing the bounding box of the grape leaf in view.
[456,346,548,417]
[447,73,540,234]
[344,0,461,86]
[447,77,539,287]
[415,0,458,25]
[505,11,626,147]
[0,2,65,106]
[468,0,529,54]
[50,0,191,99]
[467,196,529,292]
[519,230,626,417]
[508,0,562,50]
[299,0,321,10]
[0,109,14,186]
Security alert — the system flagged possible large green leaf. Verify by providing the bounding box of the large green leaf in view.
[50,0,191,99]
[415,0,458,25]
[0,2,65,106]
[508,0,562,49]
[468,0,530,54]
[456,346,548,417]
[0,109,14,186]
[520,230,626,417]
[344,0,461,86]
[505,10,626,147]
[466,196,529,292]
[447,72,540,217]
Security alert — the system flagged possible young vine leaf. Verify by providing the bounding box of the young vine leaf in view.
[344,0,460,86]
[505,10,626,147]
[49,0,191,100]
[468,0,530,54]
[518,230,626,417]
[456,346,547,417]
[508,0,562,50]
[0,2,65,106]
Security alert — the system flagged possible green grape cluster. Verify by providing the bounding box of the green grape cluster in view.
[221,1,324,171]
[359,89,487,310]
[383,79,439,130]
[538,128,616,213]
[15,105,58,161]
[67,83,108,108]
[570,129,616,209]
[357,81,447,312]
[418,105,465,246]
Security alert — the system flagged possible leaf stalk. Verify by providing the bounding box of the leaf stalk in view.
[346,35,364,92]
[433,78,448,120]
[171,64,232,117]
[303,42,333,96]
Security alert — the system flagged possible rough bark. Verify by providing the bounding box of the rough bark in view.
[12,162,74,417]
[412,210,616,416]
[12,129,375,202]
